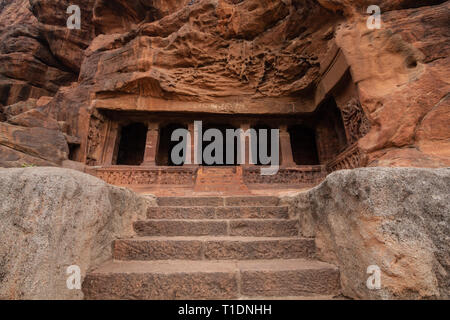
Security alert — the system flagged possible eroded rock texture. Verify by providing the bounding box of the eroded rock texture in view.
[0,0,77,106]
[82,0,336,101]
[334,1,450,168]
[0,167,153,299]
[0,0,449,167]
[282,167,450,299]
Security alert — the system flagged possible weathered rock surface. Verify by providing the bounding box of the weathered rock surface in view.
[29,0,96,71]
[0,95,75,167]
[0,1,448,167]
[0,0,77,106]
[0,121,68,167]
[281,167,450,299]
[79,0,339,116]
[0,0,448,301]
[317,0,448,15]
[0,167,153,299]
[334,1,450,167]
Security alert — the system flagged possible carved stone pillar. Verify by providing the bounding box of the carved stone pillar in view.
[184,122,196,166]
[102,121,120,165]
[240,123,251,166]
[279,125,295,167]
[142,122,160,166]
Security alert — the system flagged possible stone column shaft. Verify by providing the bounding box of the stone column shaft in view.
[142,122,159,166]
[240,123,251,166]
[184,122,196,166]
[279,125,295,167]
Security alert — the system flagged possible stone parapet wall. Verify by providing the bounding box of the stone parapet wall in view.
[91,166,198,186]
[90,165,328,188]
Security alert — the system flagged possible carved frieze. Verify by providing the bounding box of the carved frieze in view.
[243,166,326,185]
[341,98,371,144]
[326,143,368,173]
[93,166,328,187]
[94,167,197,185]
[86,111,107,166]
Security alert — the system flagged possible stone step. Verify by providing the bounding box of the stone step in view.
[201,167,238,174]
[133,219,299,237]
[156,196,280,207]
[224,196,280,207]
[113,236,315,261]
[147,206,289,219]
[82,259,340,300]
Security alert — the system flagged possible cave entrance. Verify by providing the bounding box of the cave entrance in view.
[68,143,81,161]
[156,123,187,166]
[202,123,238,166]
[289,125,319,165]
[253,123,274,166]
[116,122,148,165]
[315,96,348,163]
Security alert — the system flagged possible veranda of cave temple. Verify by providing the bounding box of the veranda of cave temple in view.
[79,49,371,196]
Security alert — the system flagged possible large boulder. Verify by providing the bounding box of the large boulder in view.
[282,167,450,299]
[0,167,154,299]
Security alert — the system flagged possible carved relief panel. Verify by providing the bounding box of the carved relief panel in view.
[340,97,371,144]
[86,110,108,166]
[326,143,368,173]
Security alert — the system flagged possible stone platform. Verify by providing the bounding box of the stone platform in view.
[89,165,325,196]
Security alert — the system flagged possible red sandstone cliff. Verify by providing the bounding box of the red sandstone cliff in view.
[0,0,448,168]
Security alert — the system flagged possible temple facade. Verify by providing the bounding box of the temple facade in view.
[77,49,371,192]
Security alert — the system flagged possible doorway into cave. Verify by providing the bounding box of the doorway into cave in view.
[253,123,274,166]
[315,96,348,163]
[289,125,319,165]
[116,122,148,165]
[156,123,187,166]
[202,123,238,166]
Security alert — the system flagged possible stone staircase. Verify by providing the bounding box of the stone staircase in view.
[82,196,341,300]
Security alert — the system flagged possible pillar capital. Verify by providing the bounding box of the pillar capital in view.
[279,124,289,132]
[147,122,159,131]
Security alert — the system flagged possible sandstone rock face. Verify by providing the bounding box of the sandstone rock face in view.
[281,167,450,299]
[0,167,153,299]
[0,0,77,106]
[0,122,68,167]
[29,0,96,72]
[334,1,450,168]
[0,1,448,168]
[80,0,338,114]
[317,0,447,15]
[0,1,83,167]
[0,97,71,167]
